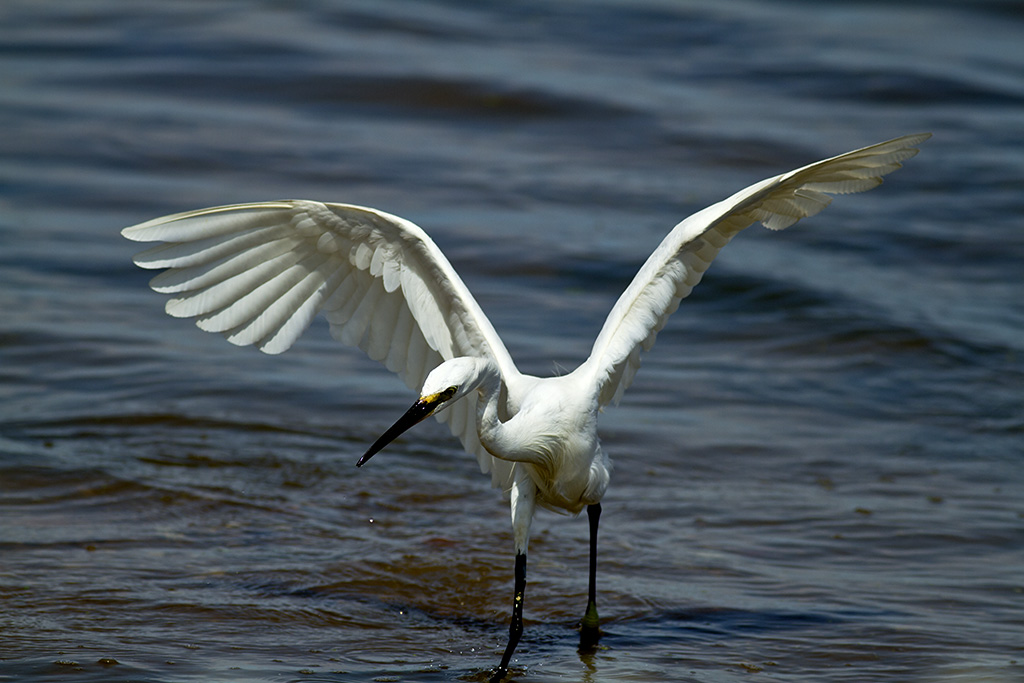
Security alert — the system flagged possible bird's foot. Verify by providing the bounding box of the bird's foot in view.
[578,600,601,651]
[488,665,509,683]
[579,623,601,651]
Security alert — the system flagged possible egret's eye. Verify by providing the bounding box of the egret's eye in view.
[440,386,457,401]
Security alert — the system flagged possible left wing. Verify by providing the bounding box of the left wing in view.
[583,133,931,408]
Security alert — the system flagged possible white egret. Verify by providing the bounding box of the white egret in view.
[122,132,929,682]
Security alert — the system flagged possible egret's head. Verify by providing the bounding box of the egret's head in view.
[355,357,487,467]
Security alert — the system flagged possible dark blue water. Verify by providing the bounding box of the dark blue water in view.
[2,1,1022,681]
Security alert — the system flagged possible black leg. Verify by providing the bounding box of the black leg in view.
[579,502,601,650]
[490,552,527,683]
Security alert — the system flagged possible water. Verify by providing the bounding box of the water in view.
[2,1,1022,681]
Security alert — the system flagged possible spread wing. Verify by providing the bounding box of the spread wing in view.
[583,133,931,408]
[122,200,520,479]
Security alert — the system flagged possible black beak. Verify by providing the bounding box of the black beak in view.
[356,396,442,467]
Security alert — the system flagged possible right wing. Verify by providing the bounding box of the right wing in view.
[122,200,520,476]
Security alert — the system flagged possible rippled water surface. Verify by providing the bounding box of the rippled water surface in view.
[2,1,1022,681]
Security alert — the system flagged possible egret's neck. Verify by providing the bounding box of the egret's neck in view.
[474,363,521,462]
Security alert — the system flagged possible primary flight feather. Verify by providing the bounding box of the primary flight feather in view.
[123,132,930,682]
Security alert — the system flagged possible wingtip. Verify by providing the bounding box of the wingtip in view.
[121,222,149,241]
[902,132,933,147]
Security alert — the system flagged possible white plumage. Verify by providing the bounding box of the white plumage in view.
[123,132,930,681]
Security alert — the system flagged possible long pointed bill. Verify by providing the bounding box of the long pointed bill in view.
[356,395,444,467]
